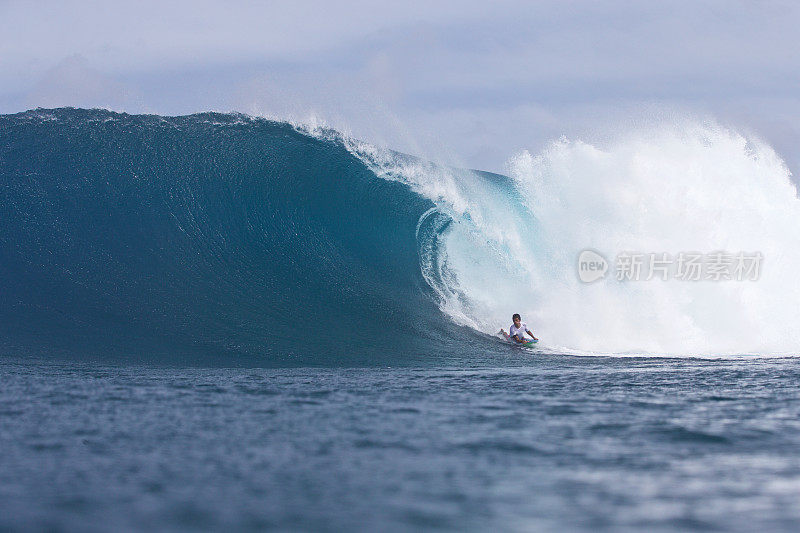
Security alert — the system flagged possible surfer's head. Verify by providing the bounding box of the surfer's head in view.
[512,313,521,327]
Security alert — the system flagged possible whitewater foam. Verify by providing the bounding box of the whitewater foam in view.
[343,120,800,356]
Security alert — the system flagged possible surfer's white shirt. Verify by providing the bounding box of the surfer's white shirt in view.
[509,322,529,339]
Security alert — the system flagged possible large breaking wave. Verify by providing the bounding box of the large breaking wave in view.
[1,108,799,363]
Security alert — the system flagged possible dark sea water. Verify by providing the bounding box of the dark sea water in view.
[3,356,800,532]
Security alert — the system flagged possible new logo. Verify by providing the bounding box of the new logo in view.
[578,250,608,283]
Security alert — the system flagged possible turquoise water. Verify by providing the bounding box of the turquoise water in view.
[0,109,457,365]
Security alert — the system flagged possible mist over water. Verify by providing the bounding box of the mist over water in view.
[345,121,800,356]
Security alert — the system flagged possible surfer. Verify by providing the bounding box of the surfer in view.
[500,313,538,343]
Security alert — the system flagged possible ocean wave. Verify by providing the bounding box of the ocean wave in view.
[0,108,464,364]
[2,108,798,361]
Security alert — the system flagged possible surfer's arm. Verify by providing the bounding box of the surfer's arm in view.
[526,329,538,341]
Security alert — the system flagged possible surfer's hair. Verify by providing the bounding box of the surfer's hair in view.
[512,313,521,321]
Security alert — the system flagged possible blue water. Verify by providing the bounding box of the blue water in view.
[2,109,800,531]
[0,108,461,365]
[3,358,800,532]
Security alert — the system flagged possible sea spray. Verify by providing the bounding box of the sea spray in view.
[345,121,800,355]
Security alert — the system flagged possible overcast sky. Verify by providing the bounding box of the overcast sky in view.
[2,0,799,173]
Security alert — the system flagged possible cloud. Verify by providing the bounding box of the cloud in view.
[25,55,139,111]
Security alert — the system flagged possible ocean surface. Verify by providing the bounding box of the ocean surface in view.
[2,108,800,531]
[3,357,800,532]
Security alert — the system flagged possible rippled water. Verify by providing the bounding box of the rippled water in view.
[2,356,800,531]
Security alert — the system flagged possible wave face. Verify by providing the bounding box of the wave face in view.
[0,108,468,364]
[2,109,799,362]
